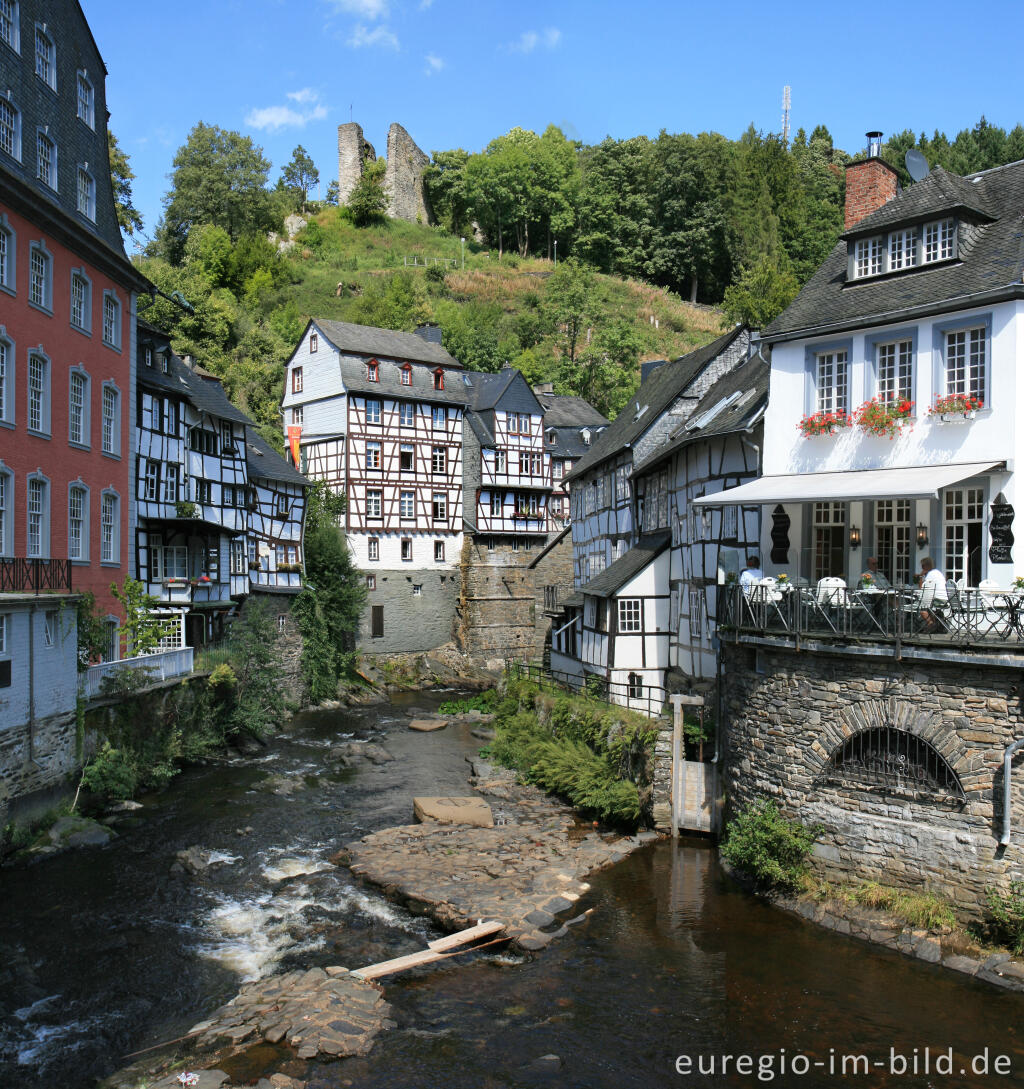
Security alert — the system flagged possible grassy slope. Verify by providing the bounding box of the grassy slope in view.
[269,210,727,410]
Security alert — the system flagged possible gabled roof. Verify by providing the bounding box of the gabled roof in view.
[578,533,671,599]
[565,325,746,481]
[314,319,461,368]
[546,425,603,460]
[535,393,609,428]
[766,158,1024,342]
[631,352,769,476]
[137,333,250,426]
[340,354,471,406]
[245,429,309,488]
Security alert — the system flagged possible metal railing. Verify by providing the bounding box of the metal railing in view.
[79,646,194,699]
[721,581,1024,654]
[0,557,72,594]
[507,659,669,718]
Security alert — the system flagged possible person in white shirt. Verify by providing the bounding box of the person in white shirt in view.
[739,555,764,595]
[918,557,948,630]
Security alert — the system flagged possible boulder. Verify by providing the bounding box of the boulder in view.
[47,816,115,849]
[408,719,447,732]
[413,796,494,828]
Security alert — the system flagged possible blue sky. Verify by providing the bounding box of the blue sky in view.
[83,0,1024,251]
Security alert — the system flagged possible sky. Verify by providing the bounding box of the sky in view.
[82,0,1024,252]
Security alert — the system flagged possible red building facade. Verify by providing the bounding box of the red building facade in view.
[0,1,147,636]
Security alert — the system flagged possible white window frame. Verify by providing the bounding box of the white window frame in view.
[43,610,56,648]
[76,165,95,221]
[0,331,12,425]
[400,490,415,519]
[34,24,55,90]
[432,405,446,430]
[101,383,120,455]
[27,349,49,434]
[0,1,19,53]
[143,459,159,501]
[291,366,302,393]
[26,473,48,557]
[28,241,51,311]
[68,367,89,447]
[230,538,246,576]
[291,405,302,426]
[432,492,447,522]
[944,326,987,404]
[162,463,179,503]
[366,440,381,470]
[0,465,11,556]
[494,449,506,474]
[815,348,848,415]
[432,445,446,474]
[876,339,914,402]
[399,402,414,427]
[924,218,956,264]
[368,536,380,561]
[36,128,55,189]
[888,228,917,271]
[102,291,121,350]
[70,268,91,332]
[0,98,17,161]
[76,71,94,128]
[68,482,88,560]
[100,490,119,564]
[618,598,642,632]
[366,489,382,520]
[401,537,413,561]
[0,217,13,291]
[854,235,883,278]
[434,540,444,562]
[365,398,381,424]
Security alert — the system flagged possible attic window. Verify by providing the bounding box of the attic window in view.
[160,352,169,374]
[144,346,152,367]
[401,364,411,386]
[547,429,556,445]
[850,217,957,280]
[924,218,955,263]
[310,333,318,353]
[433,368,444,391]
[367,359,379,382]
[581,428,591,446]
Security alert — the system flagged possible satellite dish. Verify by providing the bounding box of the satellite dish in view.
[905,148,930,183]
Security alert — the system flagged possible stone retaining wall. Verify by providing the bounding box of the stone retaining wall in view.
[0,709,78,827]
[722,643,1024,914]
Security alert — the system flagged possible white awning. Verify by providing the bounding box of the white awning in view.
[692,461,1004,506]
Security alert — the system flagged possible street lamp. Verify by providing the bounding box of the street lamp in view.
[553,240,558,266]
[460,237,465,270]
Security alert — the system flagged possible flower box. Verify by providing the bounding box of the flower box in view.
[927,394,982,421]
[852,396,914,439]
[797,410,851,438]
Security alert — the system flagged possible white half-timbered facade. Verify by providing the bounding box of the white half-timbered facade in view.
[283,319,468,652]
[552,327,767,711]
[136,322,308,646]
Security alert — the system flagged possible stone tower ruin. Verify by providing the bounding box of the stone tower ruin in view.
[337,122,376,207]
[337,121,432,225]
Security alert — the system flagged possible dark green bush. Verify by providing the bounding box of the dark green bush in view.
[438,690,499,715]
[986,881,1024,954]
[720,799,821,890]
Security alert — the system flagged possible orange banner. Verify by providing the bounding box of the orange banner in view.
[287,424,302,469]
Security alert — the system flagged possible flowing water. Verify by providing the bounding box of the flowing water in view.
[0,694,1022,1089]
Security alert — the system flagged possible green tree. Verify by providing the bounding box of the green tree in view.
[566,319,645,418]
[304,524,367,665]
[422,148,472,234]
[347,270,429,330]
[544,257,595,365]
[111,577,175,657]
[228,601,285,737]
[304,479,348,534]
[158,122,276,263]
[281,144,320,211]
[347,158,389,226]
[324,179,340,206]
[722,256,800,329]
[108,130,143,238]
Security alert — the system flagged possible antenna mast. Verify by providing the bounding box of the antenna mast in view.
[781,85,791,146]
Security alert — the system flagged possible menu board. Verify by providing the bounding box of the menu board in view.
[989,501,1014,564]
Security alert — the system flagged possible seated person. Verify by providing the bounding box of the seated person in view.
[858,556,890,589]
[739,554,764,595]
[917,557,948,631]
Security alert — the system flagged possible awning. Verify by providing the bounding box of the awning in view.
[692,461,1004,506]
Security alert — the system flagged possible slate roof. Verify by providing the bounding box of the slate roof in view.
[535,393,609,428]
[339,354,471,406]
[631,352,770,476]
[315,319,461,368]
[547,425,601,459]
[765,159,1024,342]
[578,533,671,599]
[245,429,309,488]
[565,325,746,482]
[137,331,250,426]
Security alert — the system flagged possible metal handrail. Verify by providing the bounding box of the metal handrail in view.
[507,659,669,718]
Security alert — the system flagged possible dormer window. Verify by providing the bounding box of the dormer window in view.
[924,218,955,263]
[367,359,379,382]
[888,228,916,270]
[581,428,591,446]
[854,236,882,278]
[400,364,411,386]
[433,368,444,391]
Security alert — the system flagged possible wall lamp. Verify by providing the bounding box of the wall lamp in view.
[916,523,929,548]
[849,525,861,549]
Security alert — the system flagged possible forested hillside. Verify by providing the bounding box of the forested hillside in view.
[129,116,1024,448]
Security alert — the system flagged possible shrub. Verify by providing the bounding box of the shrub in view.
[425,262,447,285]
[438,690,499,715]
[720,799,821,890]
[986,881,1024,954]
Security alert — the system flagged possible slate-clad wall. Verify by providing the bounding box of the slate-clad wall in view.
[723,643,1024,914]
[359,569,457,654]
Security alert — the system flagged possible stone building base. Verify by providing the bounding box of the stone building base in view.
[722,642,1024,916]
[0,709,78,829]
[239,591,305,704]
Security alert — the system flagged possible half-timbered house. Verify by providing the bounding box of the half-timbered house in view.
[552,327,766,710]
[245,429,307,595]
[283,319,467,652]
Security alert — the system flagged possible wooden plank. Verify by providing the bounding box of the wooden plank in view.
[351,920,506,980]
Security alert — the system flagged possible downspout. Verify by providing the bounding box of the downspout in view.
[1000,736,1024,846]
[27,603,37,766]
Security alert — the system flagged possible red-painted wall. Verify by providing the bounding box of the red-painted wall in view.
[0,203,133,622]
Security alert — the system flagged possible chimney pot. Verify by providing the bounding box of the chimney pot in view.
[866,130,883,159]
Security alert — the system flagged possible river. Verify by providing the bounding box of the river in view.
[0,693,1021,1089]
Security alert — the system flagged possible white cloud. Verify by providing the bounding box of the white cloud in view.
[348,22,400,48]
[246,90,329,132]
[509,27,561,54]
[327,0,388,18]
[424,53,444,75]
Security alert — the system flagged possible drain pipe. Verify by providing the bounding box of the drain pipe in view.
[1000,736,1024,846]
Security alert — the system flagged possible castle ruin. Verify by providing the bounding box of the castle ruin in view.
[337,121,432,225]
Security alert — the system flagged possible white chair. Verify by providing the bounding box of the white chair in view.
[816,576,848,608]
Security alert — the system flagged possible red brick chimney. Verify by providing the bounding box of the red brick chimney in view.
[844,131,899,230]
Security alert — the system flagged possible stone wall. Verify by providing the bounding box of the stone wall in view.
[722,643,1024,914]
[0,710,78,828]
[384,123,432,225]
[359,569,458,655]
[528,532,574,659]
[337,122,376,207]
[241,591,305,704]
[456,538,539,664]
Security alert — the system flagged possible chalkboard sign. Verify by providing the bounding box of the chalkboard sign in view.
[989,500,1014,564]
[770,504,791,565]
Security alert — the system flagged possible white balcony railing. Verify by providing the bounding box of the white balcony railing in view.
[80,646,194,699]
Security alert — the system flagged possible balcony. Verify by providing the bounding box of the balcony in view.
[0,558,72,594]
[720,581,1024,660]
[80,646,194,700]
